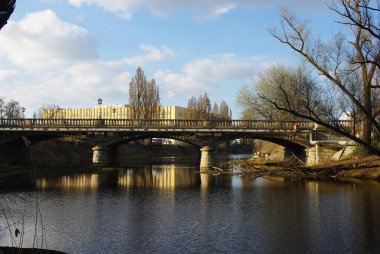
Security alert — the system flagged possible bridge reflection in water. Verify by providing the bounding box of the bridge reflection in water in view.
[35,160,203,191]
[118,165,199,189]
[34,156,258,192]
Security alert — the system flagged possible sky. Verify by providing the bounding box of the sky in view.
[0,0,341,117]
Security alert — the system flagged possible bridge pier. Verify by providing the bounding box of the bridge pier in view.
[306,145,337,166]
[200,146,215,170]
[92,145,109,166]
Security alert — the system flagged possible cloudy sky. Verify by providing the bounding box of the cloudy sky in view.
[0,0,340,117]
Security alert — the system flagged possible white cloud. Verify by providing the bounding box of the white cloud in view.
[183,54,256,81]
[0,10,177,115]
[66,0,327,20]
[154,54,277,100]
[68,0,137,19]
[154,70,201,99]
[0,69,19,81]
[0,10,98,71]
[121,44,176,67]
[196,4,236,21]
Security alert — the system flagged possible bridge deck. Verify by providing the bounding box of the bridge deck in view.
[0,119,352,132]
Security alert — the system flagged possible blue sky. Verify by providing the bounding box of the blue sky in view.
[0,0,340,117]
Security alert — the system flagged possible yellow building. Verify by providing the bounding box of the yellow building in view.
[43,104,191,120]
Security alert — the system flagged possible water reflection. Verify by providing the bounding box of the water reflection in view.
[1,157,380,253]
[118,165,199,189]
[34,155,255,191]
[35,160,201,191]
[36,174,100,190]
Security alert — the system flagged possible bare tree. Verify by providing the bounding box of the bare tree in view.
[187,93,211,120]
[129,67,146,119]
[220,101,232,120]
[0,97,4,118]
[146,79,160,119]
[237,66,310,121]
[196,94,205,118]
[187,96,198,119]
[36,104,60,119]
[129,67,160,119]
[3,99,21,118]
[267,0,380,155]
[187,93,231,120]
[254,65,340,120]
[212,103,219,118]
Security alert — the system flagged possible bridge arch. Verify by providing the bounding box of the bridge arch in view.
[103,133,201,149]
[206,132,311,160]
[92,133,206,167]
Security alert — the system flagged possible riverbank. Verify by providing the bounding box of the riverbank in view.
[225,156,380,181]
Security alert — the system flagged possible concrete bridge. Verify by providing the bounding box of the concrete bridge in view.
[0,118,354,168]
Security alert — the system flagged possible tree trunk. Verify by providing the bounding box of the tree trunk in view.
[362,83,373,155]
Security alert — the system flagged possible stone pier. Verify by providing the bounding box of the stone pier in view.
[200,146,215,170]
[92,145,109,166]
[306,145,337,166]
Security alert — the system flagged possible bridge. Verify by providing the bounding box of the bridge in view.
[0,118,354,168]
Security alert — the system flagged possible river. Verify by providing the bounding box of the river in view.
[1,154,380,253]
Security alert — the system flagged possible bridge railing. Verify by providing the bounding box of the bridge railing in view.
[0,118,353,131]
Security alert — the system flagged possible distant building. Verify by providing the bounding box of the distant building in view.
[43,105,191,120]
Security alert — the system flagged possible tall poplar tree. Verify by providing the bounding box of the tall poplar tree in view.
[187,93,232,120]
[128,67,160,119]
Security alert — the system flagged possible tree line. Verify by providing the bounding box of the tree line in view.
[128,67,232,120]
[237,0,379,155]
[187,93,231,120]
[128,67,160,119]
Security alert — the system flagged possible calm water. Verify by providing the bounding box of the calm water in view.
[1,155,380,254]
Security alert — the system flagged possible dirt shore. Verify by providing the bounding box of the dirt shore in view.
[225,156,380,181]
